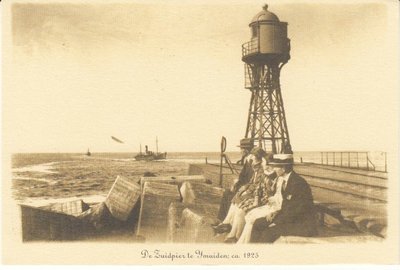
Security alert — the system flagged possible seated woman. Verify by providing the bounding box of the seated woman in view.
[236,172,284,244]
[213,147,276,243]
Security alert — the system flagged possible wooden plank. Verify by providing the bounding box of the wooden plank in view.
[104,175,141,221]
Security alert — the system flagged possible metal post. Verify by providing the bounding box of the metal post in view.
[219,136,227,187]
[340,152,343,167]
[356,152,359,168]
[321,152,323,164]
[156,136,158,154]
[257,25,260,52]
[219,154,223,187]
[348,152,350,168]
[385,152,387,172]
[326,152,328,165]
[366,152,369,170]
[333,152,336,166]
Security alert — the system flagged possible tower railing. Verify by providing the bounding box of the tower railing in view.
[242,40,258,57]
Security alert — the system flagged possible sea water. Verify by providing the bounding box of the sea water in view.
[11,151,386,203]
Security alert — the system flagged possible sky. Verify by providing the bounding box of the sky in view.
[3,0,399,153]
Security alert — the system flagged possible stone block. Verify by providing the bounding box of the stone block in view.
[41,199,90,217]
[167,181,224,243]
[140,175,206,189]
[187,164,238,188]
[180,181,224,217]
[137,182,181,242]
[178,208,218,243]
[166,202,186,243]
[104,175,141,221]
[20,204,84,241]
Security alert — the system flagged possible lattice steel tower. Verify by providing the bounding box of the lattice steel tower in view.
[241,4,292,154]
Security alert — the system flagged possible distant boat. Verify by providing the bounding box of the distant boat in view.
[134,137,167,161]
[86,148,91,156]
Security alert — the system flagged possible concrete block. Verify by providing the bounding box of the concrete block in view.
[167,203,221,243]
[140,175,206,189]
[164,182,225,243]
[179,208,217,243]
[180,182,224,217]
[41,199,90,217]
[180,181,224,205]
[104,175,141,221]
[166,202,186,243]
[187,164,238,188]
[137,182,181,242]
[20,204,84,241]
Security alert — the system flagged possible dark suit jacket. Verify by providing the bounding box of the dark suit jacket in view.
[232,158,253,193]
[272,171,317,237]
[217,157,254,220]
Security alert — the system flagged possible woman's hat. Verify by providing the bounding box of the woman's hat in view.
[250,147,267,159]
[268,154,294,165]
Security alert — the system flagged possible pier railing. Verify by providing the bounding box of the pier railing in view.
[304,151,387,172]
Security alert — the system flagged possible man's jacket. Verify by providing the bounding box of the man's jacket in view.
[233,158,253,193]
[273,171,317,237]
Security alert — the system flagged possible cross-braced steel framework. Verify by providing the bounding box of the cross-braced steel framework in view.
[245,62,292,154]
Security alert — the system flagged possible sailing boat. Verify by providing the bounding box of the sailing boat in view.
[86,148,91,156]
[134,137,167,161]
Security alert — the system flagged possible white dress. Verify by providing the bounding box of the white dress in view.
[236,176,284,244]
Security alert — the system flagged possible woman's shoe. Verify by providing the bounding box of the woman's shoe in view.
[212,223,232,234]
[224,237,237,244]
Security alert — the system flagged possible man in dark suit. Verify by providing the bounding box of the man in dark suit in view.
[250,154,317,243]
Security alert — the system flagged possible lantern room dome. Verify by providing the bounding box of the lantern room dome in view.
[250,4,280,24]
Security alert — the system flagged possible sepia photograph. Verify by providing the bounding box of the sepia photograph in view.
[2,0,399,265]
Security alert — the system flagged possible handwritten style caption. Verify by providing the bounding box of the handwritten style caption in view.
[141,249,259,261]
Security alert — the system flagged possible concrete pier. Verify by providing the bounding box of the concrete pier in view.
[188,162,388,238]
